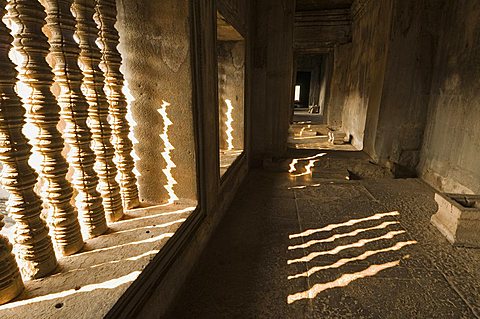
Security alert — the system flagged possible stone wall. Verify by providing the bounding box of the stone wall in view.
[327,0,480,192]
[327,0,437,174]
[327,0,393,149]
[116,0,197,204]
[218,40,245,151]
[419,1,480,193]
[130,0,253,316]
[251,0,295,162]
[363,0,436,174]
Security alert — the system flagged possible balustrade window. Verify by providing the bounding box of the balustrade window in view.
[216,12,245,177]
[0,0,197,314]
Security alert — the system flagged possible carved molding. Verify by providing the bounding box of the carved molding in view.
[95,0,139,209]
[2,0,58,278]
[73,0,124,222]
[44,0,108,238]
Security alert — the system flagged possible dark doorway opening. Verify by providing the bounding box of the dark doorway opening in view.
[295,71,311,108]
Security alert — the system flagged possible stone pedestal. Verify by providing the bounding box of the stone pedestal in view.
[431,193,480,247]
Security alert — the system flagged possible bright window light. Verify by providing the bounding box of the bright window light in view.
[294,85,301,102]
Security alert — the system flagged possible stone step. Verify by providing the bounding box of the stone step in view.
[312,167,350,180]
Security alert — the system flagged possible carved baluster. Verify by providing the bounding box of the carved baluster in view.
[44,0,107,238]
[73,0,123,222]
[0,215,23,305]
[0,0,57,279]
[95,0,139,209]
[7,0,83,256]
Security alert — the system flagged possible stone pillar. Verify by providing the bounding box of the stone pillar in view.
[1,0,57,278]
[73,0,124,222]
[44,0,107,238]
[7,0,83,257]
[95,0,139,209]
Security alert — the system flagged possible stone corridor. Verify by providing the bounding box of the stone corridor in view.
[167,150,480,318]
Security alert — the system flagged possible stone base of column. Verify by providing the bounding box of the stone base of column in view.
[82,222,108,240]
[106,208,124,223]
[124,197,140,210]
[0,273,23,305]
[431,193,480,247]
[19,253,58,280]
[0,237,24,305]
[55,238,84,257]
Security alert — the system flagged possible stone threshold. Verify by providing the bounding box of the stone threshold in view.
[0,200,197,319]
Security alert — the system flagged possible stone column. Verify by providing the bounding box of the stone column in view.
[95,0,139,209]
[73,0,124,222]
[7,0,83,257]
[44,0,107,238]
[1,0,57,279]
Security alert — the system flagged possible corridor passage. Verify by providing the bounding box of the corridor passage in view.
[167,150,480,318]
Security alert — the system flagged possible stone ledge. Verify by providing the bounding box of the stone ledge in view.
[431,193,480,247]
[0,200,197,319]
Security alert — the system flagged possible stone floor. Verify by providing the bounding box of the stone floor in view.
[292,110,324,124]
[288,122,357,151]
[167,150,480,318]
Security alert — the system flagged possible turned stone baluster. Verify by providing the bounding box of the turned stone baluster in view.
[7,0,83,256]
[0,215,23,305]
[44,0,107,238]
[0,0,57,279]
[95,0,139,209]
[73,0,123,222]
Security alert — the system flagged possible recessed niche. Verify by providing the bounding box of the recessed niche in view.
[216,12,245,177]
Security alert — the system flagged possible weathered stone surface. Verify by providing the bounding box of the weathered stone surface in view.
[0,202,195,319]
[167,152,480,318]
[294,9,352,50]
[116,0,197,205]
[431,193,480,247]
[328,130,347,145]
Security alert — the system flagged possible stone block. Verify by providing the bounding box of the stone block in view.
[328,130,347,145]
[300,129,318,137]
[312,167,350,180]
[431,193,480,247]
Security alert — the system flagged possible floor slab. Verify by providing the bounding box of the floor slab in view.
[166,151,480,318]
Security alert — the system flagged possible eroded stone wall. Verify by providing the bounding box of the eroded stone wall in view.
[364,0,436,173]
[116,0,197,204]
[327,0,480,192]
[419,1,480,193]
[327,0,393,149]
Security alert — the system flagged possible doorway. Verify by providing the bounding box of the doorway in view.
[294,71,311,109]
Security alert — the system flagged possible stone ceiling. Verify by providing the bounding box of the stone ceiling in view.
[295,0,354,12]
